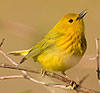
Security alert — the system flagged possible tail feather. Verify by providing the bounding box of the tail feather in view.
[20,57,27,64]
[8,49,31,56]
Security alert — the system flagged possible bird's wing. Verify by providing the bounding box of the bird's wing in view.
[20,29,64,64]
[20,39,55,64]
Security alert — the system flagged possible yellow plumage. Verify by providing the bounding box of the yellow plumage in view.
[8,10,87,73]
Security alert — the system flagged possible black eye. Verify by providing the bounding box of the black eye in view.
[69,19,73,23]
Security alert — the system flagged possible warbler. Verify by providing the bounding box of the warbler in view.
[9,10,87,75]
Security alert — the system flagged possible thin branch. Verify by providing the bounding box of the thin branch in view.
[0,50,18,66]
[0,74,71,90]
[0,38,5,48]
[96,38,100,80]
[0,74,70,90]
[0,63,99,93]
[0,75,24,80]
[89,38,100,83]
[89,57,96,61]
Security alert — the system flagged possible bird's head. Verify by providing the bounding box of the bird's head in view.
[56,10,87,34]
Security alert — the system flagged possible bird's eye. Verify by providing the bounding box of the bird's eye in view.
[69,19,73,23]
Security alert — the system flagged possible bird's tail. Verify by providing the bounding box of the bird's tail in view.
[8,49,31,56]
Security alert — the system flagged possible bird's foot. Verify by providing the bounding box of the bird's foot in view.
[62,72,79,90]
[41,68,47,78]
[67,80,79,90]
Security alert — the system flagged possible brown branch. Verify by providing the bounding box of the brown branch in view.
[0,38,5,48]
[0,75,24,80]
[89,38,100,84]
[96,38,100,80]
[0,63,99,93]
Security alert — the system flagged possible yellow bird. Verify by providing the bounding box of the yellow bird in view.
[9,10,87,75]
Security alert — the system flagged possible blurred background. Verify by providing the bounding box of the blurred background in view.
[0,0,100,93]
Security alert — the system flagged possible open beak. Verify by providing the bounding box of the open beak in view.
[76,9,87,20]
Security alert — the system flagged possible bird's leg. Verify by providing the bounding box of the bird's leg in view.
[62,72,79,90]
[41,68,47,78]
[68,80,79,90]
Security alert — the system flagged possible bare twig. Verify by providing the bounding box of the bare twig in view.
[0,75,24,80]
[0,63,99,93]
[89,38,100,86]
[96,38,100,80]
[89,38,100,81]
[89,57,96,61]
[0,38,5,48]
